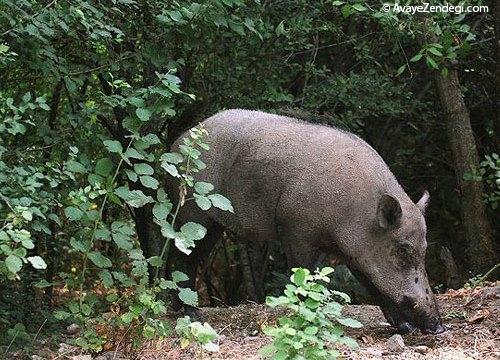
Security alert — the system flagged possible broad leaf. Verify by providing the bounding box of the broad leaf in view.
[208,194,234,212]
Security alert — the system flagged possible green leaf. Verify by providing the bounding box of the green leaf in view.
[160,152,184,164]
[293,268,306,286]
[87,251,112,268]
[153,202,173,220]
[112,233,133,250]
[124,148,145,160]
[100,270,114,287]
[64,206,84,221]
[208,194,234,212]
[194,182,214,195]
[27,256,47,269]
[159,279,178,290]
[194,194,211,210]
[103,140,123,153]
[174,233,195,255]
[115,186,154,208]
[352,3,366,11]
[5,254,22,273]
[136,108,152,122]
[161,162,180,177]
[66,160,87,173]
[22,92,32,103]
[180,222,207,241]
[34,279,53,288]
[143,325,156,339]
[160,222,176,239]
[275,20,286,36]
[320,267,335,276]
[21,239,35,250]
[428,47,443,57]
[70,238,89,253]
[337,317,363,328]
[172,270,189,283]
[148,256,163,267]
[396,65,406,76]
[21,210,33,221]
[95,158,113,177]
[410,53,423,62]
[125,169,138,182]
[134,163,154,175]
[140,175,159,189]
[178,287,198,306]
[426,56,439,70]
[95,228,111,240]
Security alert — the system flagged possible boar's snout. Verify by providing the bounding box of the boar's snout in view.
[417,307,446,334]
[395,295,446,334]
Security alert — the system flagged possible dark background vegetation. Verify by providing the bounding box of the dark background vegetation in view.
[0,0,498,345]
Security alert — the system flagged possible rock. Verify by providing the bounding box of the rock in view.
[58,343,78,355]
[386,334,405,352]
[70,356,92,360]
[31,356,44,360]
[364,347,384,357]
[414,345,430,354]
[94,351,129,360]
[66,323,81,335]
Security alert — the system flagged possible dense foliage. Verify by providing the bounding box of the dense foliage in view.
[0,0,498,355]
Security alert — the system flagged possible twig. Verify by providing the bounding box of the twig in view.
[465,262,500,304]
[32,318,47,343]
[291,32,379,56]
[4,328,19,355]
[398,39,413,79]
[1,0,57,37]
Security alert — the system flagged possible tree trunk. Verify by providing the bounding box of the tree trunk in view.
[433,69,497,273]
[495,0,500,149]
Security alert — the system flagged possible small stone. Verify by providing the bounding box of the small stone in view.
[414,345,429,354]
[31,356,44,360]
[58,343,78,355]
[364,347,384,357]
[94,351,129,360]
[386,334,405,352]
[70,356,92,360]
[66,323,80,335]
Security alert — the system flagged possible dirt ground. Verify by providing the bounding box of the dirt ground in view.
[6,282,498,359]
[135,281,499,360]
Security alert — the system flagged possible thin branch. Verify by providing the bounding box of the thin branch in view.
[1,0,57,37]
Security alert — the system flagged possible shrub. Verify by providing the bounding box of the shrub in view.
[261,267,362,360]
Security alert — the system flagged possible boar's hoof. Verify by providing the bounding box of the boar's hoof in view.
[397,321,415,334]
[423,323,447,334]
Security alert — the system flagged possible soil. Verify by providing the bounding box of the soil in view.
[6,282,499,359]
[136,281,499,360]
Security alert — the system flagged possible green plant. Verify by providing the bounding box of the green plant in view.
[175,315,219,356]
[479,153,500,209]
[261,267,362,360]
[444,310,467,320]
[49,124,232,351]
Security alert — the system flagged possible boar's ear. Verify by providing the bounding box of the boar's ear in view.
[416,190,430,215]
[377,194,402,229]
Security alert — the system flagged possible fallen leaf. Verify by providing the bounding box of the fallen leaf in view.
[467,309,490,323]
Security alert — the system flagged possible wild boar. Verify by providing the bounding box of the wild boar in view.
[169,109,445,334]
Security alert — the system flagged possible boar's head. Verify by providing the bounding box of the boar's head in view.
[343,191,445,334]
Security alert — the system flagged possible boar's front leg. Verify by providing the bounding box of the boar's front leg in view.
[277,224,322,269]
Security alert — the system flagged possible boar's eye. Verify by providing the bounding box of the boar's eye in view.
[396,243,416,266]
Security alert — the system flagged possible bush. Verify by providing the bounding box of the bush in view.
[261,267,362,360]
